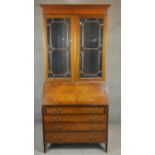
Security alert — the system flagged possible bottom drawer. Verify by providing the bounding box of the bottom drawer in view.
[45,132,107,143]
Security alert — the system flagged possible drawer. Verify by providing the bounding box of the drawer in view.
[44,122,106,131]
[43,106,105,114]
[45,132,107,143]
[44,114,106,122]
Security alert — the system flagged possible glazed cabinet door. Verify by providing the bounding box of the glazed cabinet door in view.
[79,17,105,79]
[44,16,107,80]
[45,17,72,79]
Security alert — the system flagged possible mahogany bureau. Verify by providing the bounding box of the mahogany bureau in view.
[40,4,110,153]
[42,81,109,153]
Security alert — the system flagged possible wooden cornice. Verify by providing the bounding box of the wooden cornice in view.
[40,4,111,15]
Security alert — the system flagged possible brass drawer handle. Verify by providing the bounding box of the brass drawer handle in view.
[90,108,97,114]
[88,135,97,139]
[101,108,105,113]
[53,117,62,121]
[89,117,97,121]
[53,136,63,140]
[53,124,64,129]
[90,108,105,114]
[52,108,63,114]
[43,108,46,113]
[56,108,63,113]
[89,125,98,130]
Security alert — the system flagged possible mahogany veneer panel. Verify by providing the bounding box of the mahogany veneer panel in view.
[44,122,106,131]
[45,132,106,143]
[40,4,110,15]
[44,106,105,114]
[44,114,106,123]
[43,81,108,105]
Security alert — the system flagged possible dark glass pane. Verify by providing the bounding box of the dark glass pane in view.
[46,18,71,78]
[100,25,103,46]
[99,46,103,51]
[97,72,102,77]
[80,72,84,77]
[100,52,102,71]
[66,72,71,78]
[80,18,85,24]
[80,25,82,45]
[53,18,65,22]
[67,46,70,51]
[83,50,99,74]
[80,46,84,51]
[86,18,98,22]
[47,18,52,24]
[99,19,103,24]
[80,52,83,71]
[100,25,103,47]
[68,52,71,71]
[68,24,71,46]
[52,23,67,48]
[52,50,67,74]
[84,22,99,48]
[55,74,65,78]
[65,19,71,24]
[84,74,96,78]
[79,18,104,78]
[48,47,52,51]
[48,52,52,72]
[47,25,50,46]
[48,73,54,78]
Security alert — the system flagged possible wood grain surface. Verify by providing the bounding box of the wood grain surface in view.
[45,132,107,143]
[43,81,108,105]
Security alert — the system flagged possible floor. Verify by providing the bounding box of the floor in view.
[34,121,121,155]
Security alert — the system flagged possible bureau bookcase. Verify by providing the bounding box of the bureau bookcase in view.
[40,4,110,153]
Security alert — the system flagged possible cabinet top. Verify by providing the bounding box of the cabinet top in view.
[42,81,108,106]
[40,4,111,15]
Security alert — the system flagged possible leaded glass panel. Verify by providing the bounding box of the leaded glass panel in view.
[46,18,71,78]
[80,18,104,78]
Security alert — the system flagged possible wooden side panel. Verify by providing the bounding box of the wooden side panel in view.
[71,16,76,80]
[102,15,108,80]
[74,16,80,80]
[43,16,48,80]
